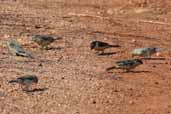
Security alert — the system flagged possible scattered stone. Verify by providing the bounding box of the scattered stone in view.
[38,63,43,67]
[61,77,65,80]
[156,52,161,56]
[92,100,96,104]
[114,89,119,92]
[107,9,114,15]
[129,100,135,105]
[152,65,156,68]
[155,82,159,85]
[131,39,136,43]
[35,25,41,29]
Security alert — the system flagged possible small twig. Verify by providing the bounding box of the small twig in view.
[66,13,171,26]
[138,19,171,26]
[66,12,110,20]
[57,56,63,62]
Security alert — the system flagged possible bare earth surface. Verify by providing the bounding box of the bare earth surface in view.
[1,0,171,114]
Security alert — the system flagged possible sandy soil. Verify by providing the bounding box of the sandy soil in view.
[1,0,171,114]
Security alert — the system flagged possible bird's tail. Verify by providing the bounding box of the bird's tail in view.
[108,44,121,48]
[156,47,171,52]
[18,51,34,59]
[26,53,34,59]
[106,66,118,71]
[9,80,18,83]
[54,36,62,40]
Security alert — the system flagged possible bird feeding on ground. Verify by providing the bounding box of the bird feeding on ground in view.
[131,47,160,58]
[9,75,38,92]
[90,41,120,54]
[31,35,62,49]
[7,39,33,58]
[106,59,143,72]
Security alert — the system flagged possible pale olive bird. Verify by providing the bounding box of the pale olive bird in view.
[90,41,120,54]
[106,59,143,72]
[131,47,159,58]
[9,75,38,91]
[7,39,33,58]
[31,35,62,49]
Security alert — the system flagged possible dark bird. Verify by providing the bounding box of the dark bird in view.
[90,41,120,54]
[31,35,62,49]
[7,39,33,58]
[131,47,159,58]
[106,59,143,72]
[9,75,38,91]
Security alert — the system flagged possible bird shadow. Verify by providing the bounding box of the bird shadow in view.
[94,72,123,80]
[128,70,151,73]
[24,87,48,93]
[107,70,151,74]
[46,47,63,50]
[141,57,166,60]
[104,74,123,80]
[98,51,119,56]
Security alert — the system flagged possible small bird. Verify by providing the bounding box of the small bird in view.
[7,39,33,58]
[9,75,38,92]
[31,35,61,49]
[131,47,159,58]
[106,59,143,72]
[90,41,120,54]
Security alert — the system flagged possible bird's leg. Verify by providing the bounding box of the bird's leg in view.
[30,83,36,91]
[100,50,104,55]
[44,46,49,50]
[40,46,44,50]
[97,50,104,55]
[95,51,100,55]
[124,69,130,73]
[19,84,23,91]
[22,85,30,92]
[144,52,151,59]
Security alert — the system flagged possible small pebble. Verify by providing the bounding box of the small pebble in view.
[61,77,65,79]
[129,100,134,105]
[165,61,171,65]
[107,9,114,15]
[155,82,159,85]
[3,34,10,39]
[152,65,156,68]
[38,63,43,67]
[156,52,161,56]
[92,100,96,104]
[114,89,119,92]
[131,39,136,43]
[35,25,41,29]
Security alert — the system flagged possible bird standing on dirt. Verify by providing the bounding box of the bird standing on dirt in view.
[31,35,61,49]
[106,59,143,72]
[9,75,38,92]
[7,39,33,58]
[90,41,120,54]
[131,47,159,58]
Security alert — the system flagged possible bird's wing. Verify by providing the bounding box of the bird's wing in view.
[15,47,34,58]
[116,60,134,66]
[99,42,110,47]
[40,36,54,41]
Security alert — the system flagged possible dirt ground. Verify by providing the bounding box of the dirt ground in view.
[1,0,171,114]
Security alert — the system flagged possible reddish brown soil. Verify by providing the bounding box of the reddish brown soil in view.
[1,0,171,114]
